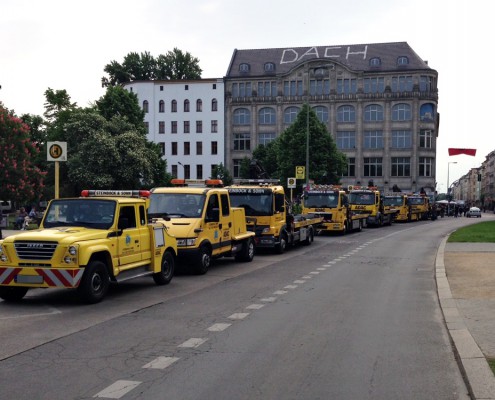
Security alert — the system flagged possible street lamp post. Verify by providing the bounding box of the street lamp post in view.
[447,161,457,215]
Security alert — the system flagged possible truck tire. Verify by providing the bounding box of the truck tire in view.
[303,227,314,245]
[195,244,212,275]
[78,261,110,304]
[235,237,255,262]
[153,250,175,285]
[340,222,348,236]
[276,232,288,254]
[0,286,29,302]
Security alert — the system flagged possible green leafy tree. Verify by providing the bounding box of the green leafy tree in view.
[96,86,145,131]
[43,88,77,122]
[252,141,279,179]
[156,48,202,80]
[211,163,233,186]
[0,103,46,203]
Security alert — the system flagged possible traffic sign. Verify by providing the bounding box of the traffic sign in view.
[47,141,67,162]
[295,166,305,179]
[287,177,296,188]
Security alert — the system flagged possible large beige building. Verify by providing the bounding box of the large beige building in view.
[224,42,439,193]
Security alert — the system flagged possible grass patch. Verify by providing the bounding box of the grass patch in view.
[447,221,495,243]
[488,358,495,376]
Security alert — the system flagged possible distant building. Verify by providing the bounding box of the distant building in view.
[125,79,224,180]
[224,42,439,193]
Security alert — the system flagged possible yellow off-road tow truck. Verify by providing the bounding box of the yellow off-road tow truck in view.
[0,190,177,303]
[226,179,323,253]
[148,180,255,274]
[302,184,367,234]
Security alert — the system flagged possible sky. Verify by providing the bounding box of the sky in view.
[1,0,492,192]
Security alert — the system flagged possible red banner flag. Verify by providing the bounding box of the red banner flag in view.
[448,148,477,156]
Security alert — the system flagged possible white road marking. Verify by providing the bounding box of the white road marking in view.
[273,290,288,295]
[207,323,231,332]
[316,268,326,271]
[261,297,277,302]
[178,338,208,348]
[309,271,320,275]
[94,380,141,399]
[229,313,250,320]
[142,356,179,369]
[246,304,264,310]
[0,307,62,320]
[293,280,305,284]
[284,284,298,289]
[301,275,312,279]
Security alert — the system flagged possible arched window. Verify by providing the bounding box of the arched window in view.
[336,105,356,123]
[369,57,381,67]
[196,99,202,112]
[211,98,218,111]
[264,62,276,72]
[420,103,435,121]
[258,107,276,125]
[239,63,250,72]
[397,56,409,66]
[159,100,165,113]
[143,100,149,113]
[233,108,251,125]
[171,100,177,113]
[313,106,329,123]
[284,107,300,124]
[364,104,384,122]
[392,103,411,121]
[184,99,190,112]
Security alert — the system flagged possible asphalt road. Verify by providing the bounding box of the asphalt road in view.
[0,218,476,399]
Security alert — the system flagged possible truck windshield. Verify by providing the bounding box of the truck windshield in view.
[349,192,375,205]
[43,199,116,229]
[304,193,339,208]
[407,197,425,205]
[383,197,404,206]
[228,189,273,216]
[148,193,206,218]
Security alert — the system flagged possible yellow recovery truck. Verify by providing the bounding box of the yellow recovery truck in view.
[348,185,396,227]
[148,179,255,274]
[0,190,177,303]
[302,184,367,234]
[226,179,323,253]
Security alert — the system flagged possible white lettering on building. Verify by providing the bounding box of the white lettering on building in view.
[280,46,368,64]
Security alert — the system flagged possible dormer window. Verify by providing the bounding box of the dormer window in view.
[397,56,409,66]
[239,63,250,72]
[264,62,275,72]
[369,57,381,67]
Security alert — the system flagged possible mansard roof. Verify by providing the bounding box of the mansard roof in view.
[226,42,434,78]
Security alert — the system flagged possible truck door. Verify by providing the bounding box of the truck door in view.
[204,193,223,256]
[117,205,143,268]
[219,193,233,252]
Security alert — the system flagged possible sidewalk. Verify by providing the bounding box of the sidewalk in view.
[437,239,495,399]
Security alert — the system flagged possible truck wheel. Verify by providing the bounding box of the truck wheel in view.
[340,222,348,236]
[78,261,109,304]
[276,233,287,254]
[303,227,314,245]
[0,287,29,302]
[153,250,175,285]
[195,244,211,275]
[235,238,255,262]
[357,220,363,232]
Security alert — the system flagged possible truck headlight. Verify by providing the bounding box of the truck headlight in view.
[177,238,197,247]
[68,246,78,256]
[0,245,3,255]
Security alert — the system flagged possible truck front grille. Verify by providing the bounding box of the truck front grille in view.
[14,241,58,260]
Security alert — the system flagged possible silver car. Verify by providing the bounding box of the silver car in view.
[466,207,481,218]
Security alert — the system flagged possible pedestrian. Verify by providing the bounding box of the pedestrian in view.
[15,207,28,229]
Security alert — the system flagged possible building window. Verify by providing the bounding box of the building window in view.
[211,164,217,178]
[259,107,276,125]
[171,142,178,155]
[283,80,303,96]
[264,62,275,72]
[171,100,177,112]
[196,120,202,133]
[234,133,250,151]
[213,83,216,89]
[196,99,202,112]
[196,141,202,155]
[159,100,165,113]
[144,122,149,134]
[171,121,177,134]
[158,142,165,156]
[232,82,252,98]
[392,76,413,92]
[233,108,250,125]
[184,164,190,179]
[211,141,218,155]
[337,105,356,123]
[337,79,357,94]
[284,107,300,124]
[363,77,385,93]
[259,132,276,146]
[160,86,163,91]
[184,142,190,155]
[419,130,433,148]
[397,56,409,66]
[159,121,165,134]
[239,63,250,72]
[392,103,412,121]
[143,100,149,113]
[184,121,190,134]
[342,157,355,177]
[184,99,190,112]
[391,130,412,148]
[172,164,178,178]
[369,57,381,67]
[420,103,435,121]
[212,98,218,111]
[257,81,277,97]
[419,157,433,177]
[185,85,189,90]
[364,157,382,177]
[364,131,383,149]
[196,165,203,179]
[313,106,328,123]
[420,76,433,92]
[336,131,356,149]
[309,79,330,95]
[364,104,384,122]
[211,120,218,133]
[391,157,411,177]
[233,159,242,178]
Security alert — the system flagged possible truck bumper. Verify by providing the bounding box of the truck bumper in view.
[254,235,278,248]
[0,266,84,288]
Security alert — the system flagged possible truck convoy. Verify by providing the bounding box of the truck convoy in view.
[0,190,177,303]
[382,192,436,222]
[148,179,255,274]
[226,179,323,253]
[348,185,396,227]
[302,184,367,234]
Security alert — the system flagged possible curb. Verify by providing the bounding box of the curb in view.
[436,236,495,399]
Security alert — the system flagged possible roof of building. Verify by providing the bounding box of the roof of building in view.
[226,42,434,78]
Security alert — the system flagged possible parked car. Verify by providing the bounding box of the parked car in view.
[466,207,481,218]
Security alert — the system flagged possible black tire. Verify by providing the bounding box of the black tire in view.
[0,286,29,302]
[195,244,211,275]
[235,238,255,262]
[357,219,363,232]
[77,261,110,304]
[275,232,287,254]
[153,250,175,285]
[303,227,314,245]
